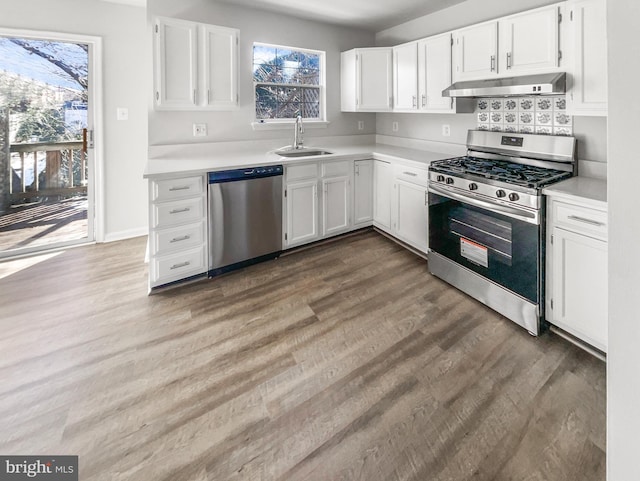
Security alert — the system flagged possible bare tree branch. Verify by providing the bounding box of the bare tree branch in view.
[8,39,88,90]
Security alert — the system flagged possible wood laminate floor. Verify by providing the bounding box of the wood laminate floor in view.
[0,230,605,481]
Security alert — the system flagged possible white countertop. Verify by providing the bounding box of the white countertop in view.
[543,176,607,209]
[144,139,459,178]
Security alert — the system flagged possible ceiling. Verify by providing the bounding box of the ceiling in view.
[98,0,146,7]
[214,0,468,32]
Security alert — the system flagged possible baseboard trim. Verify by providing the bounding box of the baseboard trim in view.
[103,227,148,243]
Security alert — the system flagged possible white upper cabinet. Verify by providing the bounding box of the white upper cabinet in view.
[453,21,499,81]
[393,42,419,111]
[154,17,239,110]
[499,6,560,75]
[154,18,198,109]
[453,4,562,82]
[417,33,474,113]
[341,48,393,112]
[202,24,239,109]
[567,0,608,115]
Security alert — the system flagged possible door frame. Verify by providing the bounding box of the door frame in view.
[0,26,104,251]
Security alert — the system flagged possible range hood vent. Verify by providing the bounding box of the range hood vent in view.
[442,72,566,98]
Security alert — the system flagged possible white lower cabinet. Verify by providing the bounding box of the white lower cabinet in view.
[373,160,393,230]
[547,197,608,352]
[353,159,373,226]
[286,179,319,246]
[373,160,429,254]
[284,160,352,248]
[391,164,429,254]
[394,179,429,253]
[322,175,350,236]
[148,174,208,290]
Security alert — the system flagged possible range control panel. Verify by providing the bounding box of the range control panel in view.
[428,172,540,210]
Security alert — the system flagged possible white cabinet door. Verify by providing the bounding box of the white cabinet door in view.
[551,226,608,352]
[418,33,454,112]
[321,176,350,236]
[394,179,429,253]
[500,6,560,75]
[373,160,393,230]
[354,160,373,226]
[202,24,238,109]
[393,42,418,111]
[567,0,608,115]
[453,21,498,81]
[286,180,318,246]
[154,17,198,109]
[357,48,393,111]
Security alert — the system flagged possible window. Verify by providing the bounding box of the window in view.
[253,43,325,122]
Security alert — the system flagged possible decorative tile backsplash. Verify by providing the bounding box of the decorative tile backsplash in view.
[476,96,572,136]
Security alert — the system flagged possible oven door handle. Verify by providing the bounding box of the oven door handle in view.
[429,184,539,224]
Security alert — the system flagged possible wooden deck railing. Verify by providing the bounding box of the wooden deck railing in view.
[9,141,87,201]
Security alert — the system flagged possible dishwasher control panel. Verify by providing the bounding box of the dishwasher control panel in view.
[209,165,283,183]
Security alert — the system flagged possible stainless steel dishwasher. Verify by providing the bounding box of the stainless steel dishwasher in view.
[208,165,283,276]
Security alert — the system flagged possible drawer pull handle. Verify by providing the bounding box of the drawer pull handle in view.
[169,207,191,214]
[170,235,191,243]
[169,185,190,191]
[568,215,605,227]
[403,171,417,176]
[170,261,191,270]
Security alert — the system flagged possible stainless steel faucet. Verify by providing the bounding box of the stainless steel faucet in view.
[293,114,304,150]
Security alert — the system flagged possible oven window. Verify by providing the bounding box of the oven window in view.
[429,192,540,303]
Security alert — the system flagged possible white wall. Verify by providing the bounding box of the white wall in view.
[148,0,376,145]
[0,0,149,241]
[607,0,640,480]
[376,113,607,163]
[373,0,607,164]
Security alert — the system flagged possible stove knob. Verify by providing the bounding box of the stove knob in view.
[508,193,520,201]
[496,189,506,198]
[468,183,478,191]
[436,175,445,182]
[446,177,455,185]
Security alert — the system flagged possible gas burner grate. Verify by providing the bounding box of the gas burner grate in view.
[430,156,572,189]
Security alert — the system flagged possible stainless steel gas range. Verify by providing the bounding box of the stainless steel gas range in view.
[428,130,576,335]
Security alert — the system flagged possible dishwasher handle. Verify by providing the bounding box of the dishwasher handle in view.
[209,165,283,183]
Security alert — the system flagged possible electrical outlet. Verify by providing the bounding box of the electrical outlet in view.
[357,120,364,130]
[442,124,451,137]
[193,123,207,137]
[116,107,128,121]
[392,121,399,132]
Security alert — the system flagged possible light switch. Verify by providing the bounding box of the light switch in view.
[116,108,128,121]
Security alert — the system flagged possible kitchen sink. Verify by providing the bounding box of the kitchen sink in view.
[275,149,333,158]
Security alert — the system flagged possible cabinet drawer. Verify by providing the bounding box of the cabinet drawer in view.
[286,163,318,181]
[552,201,607,240]
[322,160,350,177]
[151,221,206,256]
[152,175,203,201]
[394,163,428,186]
[152,197,205,229]
[151,245,207,285]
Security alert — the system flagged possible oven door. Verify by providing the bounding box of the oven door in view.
[428,184,542,304]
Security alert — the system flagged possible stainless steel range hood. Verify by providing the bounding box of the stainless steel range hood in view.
[442,72,566,98]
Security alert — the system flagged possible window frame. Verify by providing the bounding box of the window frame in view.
[252,42,327,126]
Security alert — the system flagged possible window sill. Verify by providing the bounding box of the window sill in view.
[251,120,330,131]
